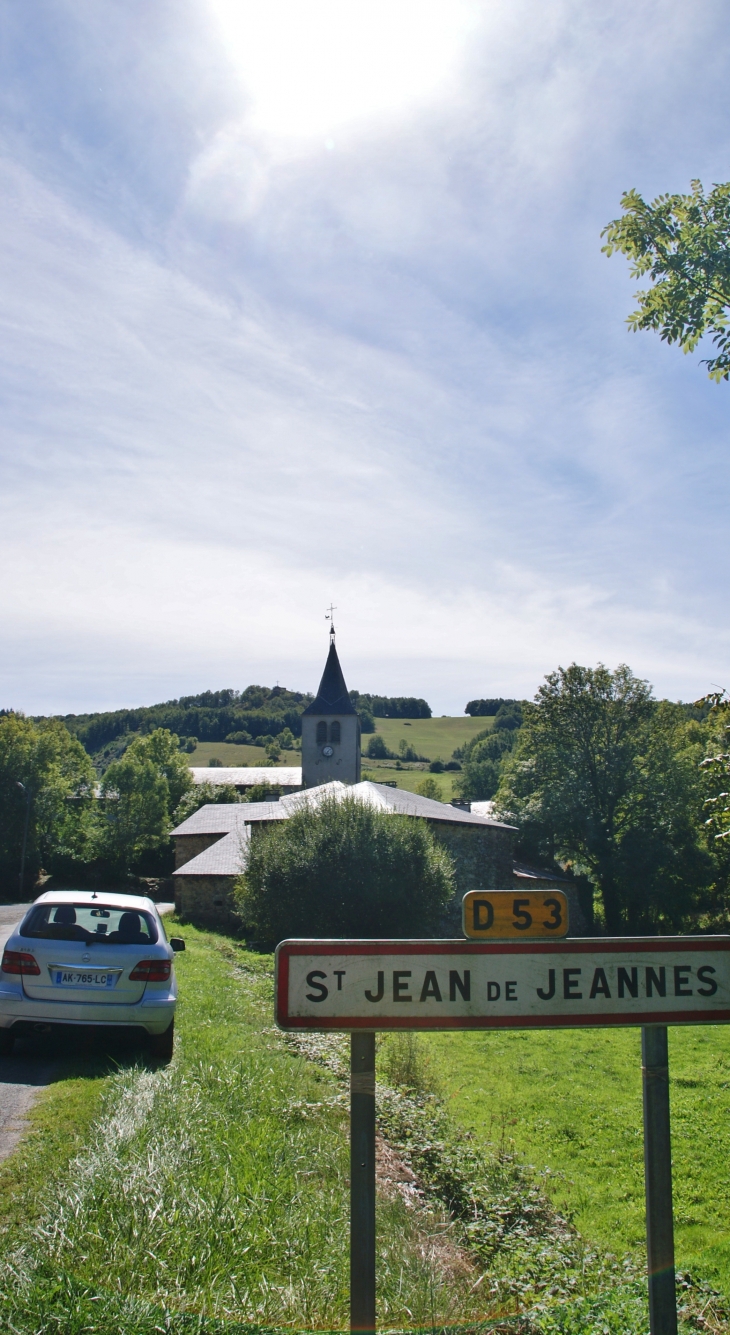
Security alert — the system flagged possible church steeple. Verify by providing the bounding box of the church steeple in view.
[304,639,356,716]
[301,617,361,788]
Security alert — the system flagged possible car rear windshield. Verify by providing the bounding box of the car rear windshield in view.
[20,904,159,945]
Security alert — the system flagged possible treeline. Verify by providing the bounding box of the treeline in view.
[49,686,434,759]
[464,698,518,717]
[56,685,313,755]
[349,692,431,730]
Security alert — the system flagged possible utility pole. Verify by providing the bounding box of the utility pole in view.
[16,782,31,898]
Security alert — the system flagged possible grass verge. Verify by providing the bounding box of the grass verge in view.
[422,1025,730,1297]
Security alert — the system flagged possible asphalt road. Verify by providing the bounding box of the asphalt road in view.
[0,901,176,1163]
[0,905,55,1161]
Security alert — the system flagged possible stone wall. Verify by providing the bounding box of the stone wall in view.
[431,821,515,934]
[174,833,224,870]
[174,875,239,933]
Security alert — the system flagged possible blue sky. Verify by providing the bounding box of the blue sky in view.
[1,0,728,716]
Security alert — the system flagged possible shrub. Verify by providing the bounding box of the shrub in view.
[365,734,394,760]
[243,782,282,803]
[429,758,444,773]
[235,793,454,940]
[225,730,252,745]
[173,783,244,823]
[415,777,442,801]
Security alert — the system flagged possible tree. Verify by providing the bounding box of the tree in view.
[602,180,730,381]
[173,782,245,825]
[0,713,95,893]
[415,777,442,801]
[454,730,515,803]
[495,665,711,933]
[97,729,192,874]
[235,793,454,942]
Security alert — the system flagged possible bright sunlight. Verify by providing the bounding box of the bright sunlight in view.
[206,0,478,141]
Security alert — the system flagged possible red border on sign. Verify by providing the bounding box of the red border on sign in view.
[274,937,730,1031]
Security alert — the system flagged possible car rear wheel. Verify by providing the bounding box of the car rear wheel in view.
[0,1031,14,1056]
[148,1019,174,1061]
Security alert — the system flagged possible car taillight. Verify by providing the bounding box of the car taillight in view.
[129,959,171,982]
[2,950,41,976]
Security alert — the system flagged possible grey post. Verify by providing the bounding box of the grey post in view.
[642,1025,677,1335]
[16,782,31,898]
[350,1031,376,1335]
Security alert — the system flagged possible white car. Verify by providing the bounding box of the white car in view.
[0,891,184,1060]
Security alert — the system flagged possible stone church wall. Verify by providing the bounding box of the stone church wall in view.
[174,833,224,870]
[431,821,515,935]
[175,875,239,933]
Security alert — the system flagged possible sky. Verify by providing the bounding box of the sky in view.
[0,0,728,717]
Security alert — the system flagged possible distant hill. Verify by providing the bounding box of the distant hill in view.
[45,686,434,758]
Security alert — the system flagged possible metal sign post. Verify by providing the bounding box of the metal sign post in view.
[350,1032,376,1335]
[642,1025,677,1335]
[275,935,730,1335]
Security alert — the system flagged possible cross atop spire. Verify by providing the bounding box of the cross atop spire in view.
[325,603,337,642]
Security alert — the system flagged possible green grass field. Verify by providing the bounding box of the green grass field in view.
[423,1025,730,1293]
[372,714,492,760]
[361,763,460,800]
[184,740,301,767]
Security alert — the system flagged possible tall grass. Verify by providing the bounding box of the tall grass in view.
[0,929,487,1330]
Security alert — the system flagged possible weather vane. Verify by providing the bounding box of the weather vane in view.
[325,603,337,640]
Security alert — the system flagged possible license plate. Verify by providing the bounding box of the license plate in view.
[51,970,120,989]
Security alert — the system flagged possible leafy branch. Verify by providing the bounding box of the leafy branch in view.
[602,180,730,381]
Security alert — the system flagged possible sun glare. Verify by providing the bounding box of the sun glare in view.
[206,0,478,141]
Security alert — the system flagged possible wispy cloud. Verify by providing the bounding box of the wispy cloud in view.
[0,0,728,714]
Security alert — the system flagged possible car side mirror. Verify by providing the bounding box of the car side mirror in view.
[169,938,186,952]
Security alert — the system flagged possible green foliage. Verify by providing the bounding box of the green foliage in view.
[242,782,282,802]
[0,712,95,892]
[349,690,431,719]
[366,733,395,759]
[235,794,454,941]
[415,776,443,800]
[602,179,730,381]
[453,705,524,802]
[429,758,445,772]
[495,665,711,932]
[223,729,251,745]
[97,730,193,874]
[59,684,313,755]
[172,783,244,824]
[465,697,516,716]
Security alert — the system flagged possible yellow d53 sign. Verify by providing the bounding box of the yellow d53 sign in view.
[462,889,569,939]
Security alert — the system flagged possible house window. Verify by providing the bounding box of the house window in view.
[316,721,327,745]
[330,721,341,744]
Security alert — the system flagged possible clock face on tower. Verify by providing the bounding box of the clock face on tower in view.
[322,744,334,757]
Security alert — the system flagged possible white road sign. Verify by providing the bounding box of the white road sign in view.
[275,937,730,1030]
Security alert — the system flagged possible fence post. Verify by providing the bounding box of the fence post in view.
[642,1025,677,1335]
[350,1031,376,1335]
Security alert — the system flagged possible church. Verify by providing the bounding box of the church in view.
[171,629,579,934]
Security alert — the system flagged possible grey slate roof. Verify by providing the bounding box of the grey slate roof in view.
[171,801,286,836]
[189,767,302,787]
[171,781,515,840]
[173,827,249,877]
[302,641,356,715]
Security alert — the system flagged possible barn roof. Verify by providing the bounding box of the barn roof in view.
[189,767,302,787]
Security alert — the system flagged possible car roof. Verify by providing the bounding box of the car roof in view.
[30,890,157,913]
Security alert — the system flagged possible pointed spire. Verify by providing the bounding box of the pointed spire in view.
[303,638,356,715]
